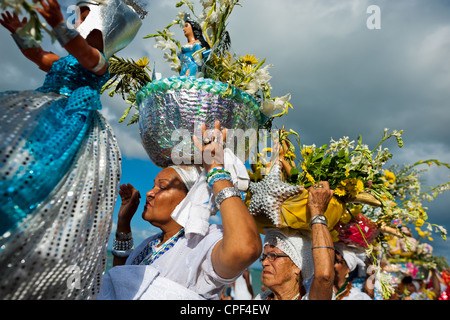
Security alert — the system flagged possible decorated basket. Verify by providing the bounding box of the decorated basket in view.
[136,76,265,167]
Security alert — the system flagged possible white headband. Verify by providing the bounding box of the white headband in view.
[264,228,314,281]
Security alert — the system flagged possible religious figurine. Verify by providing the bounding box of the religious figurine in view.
[178,14,211,77]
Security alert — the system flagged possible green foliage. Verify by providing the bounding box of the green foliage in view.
[101,55,152,125]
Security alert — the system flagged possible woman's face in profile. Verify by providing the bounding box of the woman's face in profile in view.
[261,245,299,290]
[143,168,188,227]
[75,6,90,28]
[183,22,194,40]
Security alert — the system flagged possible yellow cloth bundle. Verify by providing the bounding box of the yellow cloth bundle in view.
[253,189,346,234]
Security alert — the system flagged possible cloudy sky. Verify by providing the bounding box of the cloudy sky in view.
[1,0,449,263]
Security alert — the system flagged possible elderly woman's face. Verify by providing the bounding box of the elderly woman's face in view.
[261,245,300,289]
[143,168,188,227]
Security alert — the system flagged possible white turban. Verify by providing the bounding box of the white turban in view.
[170,148,250,238]
[334,243,366,272]
[169,165,202,191]
[263,228,314,281]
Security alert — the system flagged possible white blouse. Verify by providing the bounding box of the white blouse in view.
[97,224,238,300]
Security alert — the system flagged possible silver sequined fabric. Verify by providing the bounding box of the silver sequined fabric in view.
[0,103,120,299]
[0,55,121,299]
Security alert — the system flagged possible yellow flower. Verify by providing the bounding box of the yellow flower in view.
[301,147,313,157]
[305,172,315,184]
[339,178,364,197]
[415,227,427,239]
[136,56,150,67]
[334,186,346,197]
[428,236,434,242]
[285,150,296,160]
[247,168,263,182]
[241,54,259,72]
[415,218,424,227]
[301,163,307,171]
[345,168,350,177]
[355,179,364,193]
[384,170,396,184]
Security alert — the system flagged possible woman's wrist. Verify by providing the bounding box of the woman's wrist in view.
[116,220,131,234]
[309,214,328,229]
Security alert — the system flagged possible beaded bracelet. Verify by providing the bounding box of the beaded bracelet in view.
[112,238,134,258]
[206,167,225,179]
[207,170,232,188]
[113,238,134,251]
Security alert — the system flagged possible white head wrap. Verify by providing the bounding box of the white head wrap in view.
[263,228,314,281]
[170,148,250,238]
[169,165,202,191]
[334,243,366,272]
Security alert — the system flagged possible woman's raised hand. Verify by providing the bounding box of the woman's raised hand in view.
[36,0,64,28]
[0,11,27,34]
[118,183,141,224]
[307,181,334,216]
[193,120,227,173]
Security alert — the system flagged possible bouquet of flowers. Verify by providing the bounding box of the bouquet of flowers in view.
[270,127,449,242]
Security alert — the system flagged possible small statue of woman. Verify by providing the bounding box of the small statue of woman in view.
[178,14,211,77]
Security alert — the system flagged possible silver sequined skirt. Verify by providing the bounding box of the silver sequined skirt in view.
[0,90,121,299]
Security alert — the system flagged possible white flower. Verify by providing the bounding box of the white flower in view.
[260,100,275,116]
[176,11,186,24]
[170,61,181,72]
[253,64,273,85]
[163,52,177,63]
[200,0,214,7]
[244,79,259,95]
[259,93,291,116]
[208,10,219,24]
[154,37,177,52]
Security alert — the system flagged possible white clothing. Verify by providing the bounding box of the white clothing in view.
[231,273,253,300]
[340,286,372,300]
[97,224,239,300]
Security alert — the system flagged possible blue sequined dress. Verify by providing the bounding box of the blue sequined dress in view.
[178,41,210,77]
[0,55,121,299]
